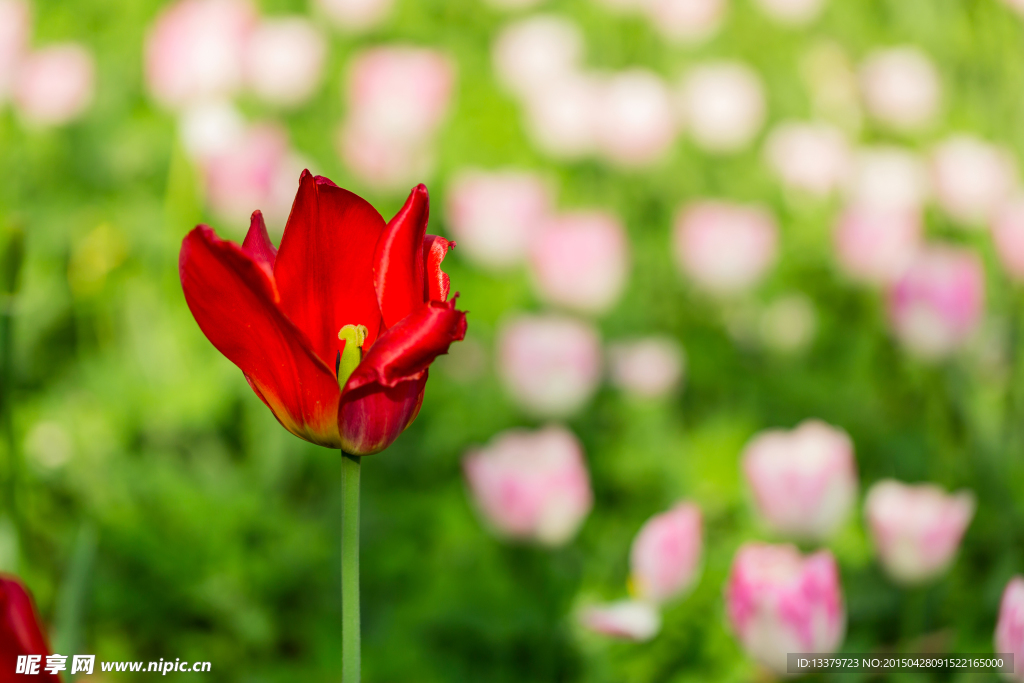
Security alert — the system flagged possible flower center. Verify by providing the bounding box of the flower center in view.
[336,324,368,388]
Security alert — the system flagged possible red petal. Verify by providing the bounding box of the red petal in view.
[242,210,277,269]
[180,225,343,447]
[274,170,386,364]
[373,184,429,328]
[0,576,60,683]
[338,377,426,455]
[423,235,452,302]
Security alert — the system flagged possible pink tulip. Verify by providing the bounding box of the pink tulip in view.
[644,0,725,44]
[833,204,922,285]
[859,46,941,132]
[144,0,256,110]
[316,0,393,30]
[764,121,850,197]
[337,122,434,190]
[594,70,677,167]
[864,479,975,583]
[580,601,661,641]
[995,576,1024,679]
[445,170,553,271]
[887,245,985,359]
[752,0,826,25]
[630,502,702,604]
[845,146,929,212]
[178,100,246,162]
[463,425,593,546]
[679,62,766,153]
[0,0,30,104]
[608,337,685,399]
[13,44,95,127]
[529,211,630,314]
[992,197,1024,282]
[522,74,601,160]
[244,17,327,108]
[930,135,1017,227]
[492,16,584,98]
[725,543,845,674]
[742,420,857,541]
[672,201,779,295]
[497,314,602,417]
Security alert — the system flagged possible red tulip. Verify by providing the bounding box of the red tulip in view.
[0,575,60,682]
[179,170,467,454]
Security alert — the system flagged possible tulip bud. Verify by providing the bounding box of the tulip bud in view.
[579,600,661,641]
[845,146,929,212]
[492,16,584,99]
[995,576,1024,680]
[864,479,974,584]
[607,337,685,399]
[930,135,1017,227]
[833,204,921,286]
[243,18,327,108]
[629,502,702,604]
[742,420,857,541]
[764,121,850,197]
[859,46,941,132]
[678,62,766,153]
[522,74,601,160]
[463,425,593,546]
[593,70,677,168]
[725,543,845,674]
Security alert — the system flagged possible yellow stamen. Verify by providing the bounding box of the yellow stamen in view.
[336,324,368,387]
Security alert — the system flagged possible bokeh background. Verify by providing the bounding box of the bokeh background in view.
[2,0,1024,680]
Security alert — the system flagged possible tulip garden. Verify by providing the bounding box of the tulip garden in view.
[4,0,1024,680]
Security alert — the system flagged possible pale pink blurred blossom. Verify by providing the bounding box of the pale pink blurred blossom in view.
[522,74,601,159]
[445,170,553,271]
[742,420,857,541]
[0,0,30,104]
[930,135,1018,227]
[995,576,1024,680]
[992,197,1024,282]
[244,18,327,108]
[845,146,929,212]
[644,0,725,44]
[860,46,941,132]
[608,337,685,399]
[630,502,702,604]
[764,121,850,197]
[316,0,393,32]
[726,543,845,674]
[580,600,661,641]
[13,44,95,127]
[753,0,826,25]
[144,0,256,110]
[497,314,602,417]
[337,122,434,190]
[833,205,922,285]
[865,479,975,584]
[529,211,630,314]
[594,70,677,167]
[679,62,766,153]
[672,201,779,295]
[492,16,584,97]
[463,425,593,546]
[178,100,246,162]
[888,245,985,360]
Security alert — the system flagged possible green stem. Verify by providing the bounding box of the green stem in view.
[342,453,361,683]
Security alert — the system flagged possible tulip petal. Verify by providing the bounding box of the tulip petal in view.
[275,170,386,365]
[424,235,452,302]
[373,184,429,328]
[0,576,59,682]
[180,225,343,447]
[338,376,426,455]
[242,210,277,269]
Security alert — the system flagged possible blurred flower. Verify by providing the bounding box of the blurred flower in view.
[337,128,435,192]
[497,313,602,417]
[317,0,393,31]
[644,0,725,44]
[608,336,685,399]
[930,135,1017,227]
[764,121,850,197]
[179,172,467,454]
[594,70,677,167]
[678,62,766,153]
[630,502,702,604]
[445,169,553,271]
[888,245,985,360]
[833,204,921,285]
[522,74,600,160]
[0,0,30,104]
[759,293,817,352]
[864,479,975,584]
[992,197,1024,282]
[579,600,661,641]
[13,44,94,127]
[178,100,246,162]
[0,575,60,682]
[672,200,778,295]
[484,0,547,8]
[725,543,845,674]
[529,211,630,314]
[800,41,861,131]
[753,0,825,25]
[144,0,256,110]
[995,576,1024,679]
[243,17,327,108]
[24,421,73,471]
[845,146,929,212]
[742,420,857,541]
[859,46,941,132]
[463,425,593,545]
[492,15,584,98]
[1001,0,1024,16]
